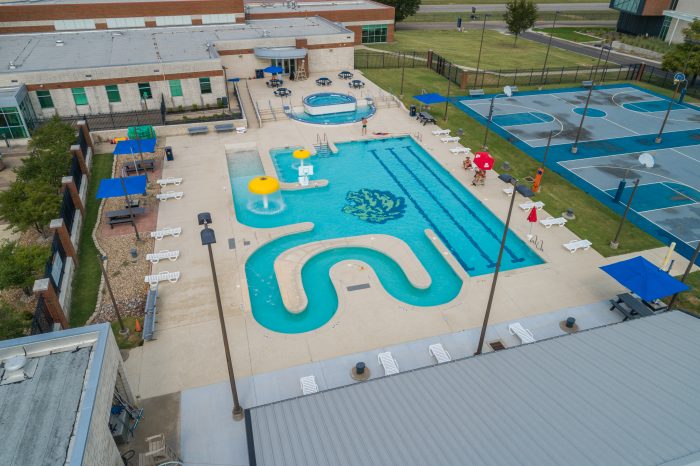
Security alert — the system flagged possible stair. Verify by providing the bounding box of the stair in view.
[314,133,332,157]
[239,80,260,129]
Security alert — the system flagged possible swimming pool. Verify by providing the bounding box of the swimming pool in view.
[229,137,543,333]
[303,93,356,115]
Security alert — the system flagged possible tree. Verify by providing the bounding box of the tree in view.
[504,0,538,46]
[0,180,61,237]
[0,300,33,341]
[0,241,50,295]
[662,19,700,83]
[17,117,74,186]
[381,0,421,23]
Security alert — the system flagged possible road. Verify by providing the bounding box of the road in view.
[419,3,611,13]
[398,20,616,31]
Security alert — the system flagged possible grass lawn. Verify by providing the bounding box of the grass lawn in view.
[360,67,662,257]
[533,27,608,43]
[69,153,112,327]
[111,316,144,349]
[664,271,700,315]
[367,30,598,69]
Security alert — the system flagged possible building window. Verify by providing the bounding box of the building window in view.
[138,83,153,100]
[71,87,88,106]
[610,0,642,14]
[54,19,96,30]
[105,85,121,103]
[199,78,212,94]
[36,90,54,109]
[169,80,183,97]
[660,16,672,40]
[0,106,28,139]
[155,16,192,26]
[106,17,145,28]
[202,14,236,24]
[362,25,388,44]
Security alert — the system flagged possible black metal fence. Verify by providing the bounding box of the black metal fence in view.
[31,296,54,335]
[354,50,428,69]
[634,64,700,99]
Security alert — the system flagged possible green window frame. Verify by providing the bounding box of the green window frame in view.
[138,82,153,100]
[36,90,54,109]
[361,25,388,44]
[199,77,212,95]
[71,87,88,106]
[0,106,28,139]
[105,85,121,103]
[169,79,183,97]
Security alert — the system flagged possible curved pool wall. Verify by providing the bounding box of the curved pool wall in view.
[229,137,543,334]
[303,93,356,115]
[289,102,375,125]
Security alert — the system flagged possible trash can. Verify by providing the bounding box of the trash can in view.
[165,146,174,161]
[410,105,417,117]
[255,69,265,79]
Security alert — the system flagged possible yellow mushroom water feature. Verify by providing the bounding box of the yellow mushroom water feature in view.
[292,149,311,168]
[248,176,280,210]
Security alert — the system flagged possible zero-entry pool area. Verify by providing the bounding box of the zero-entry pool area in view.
[229,137,543,334]
[290,92,375,125]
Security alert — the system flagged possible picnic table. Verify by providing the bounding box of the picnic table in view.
[267,79,283,88]
[609,293,657,320]
[417,111,436,125]
[338,71,353,80]
[316,77,332,86]
[122,159,155,174]
[349,80,365,89]
[106,207,145,228]
[274,87,291,97]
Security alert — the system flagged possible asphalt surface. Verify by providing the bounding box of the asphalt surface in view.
[397,20,617,31]
[419,2,610,13]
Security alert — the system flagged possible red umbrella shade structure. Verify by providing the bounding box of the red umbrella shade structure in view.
[473,151,495,171]
[526,206,537,239]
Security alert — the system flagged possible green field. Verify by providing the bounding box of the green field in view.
[367,30,598,69]
[533,27,609,43]
[404,10,619,23]
[359,67,662,258]
[69,153,112,326]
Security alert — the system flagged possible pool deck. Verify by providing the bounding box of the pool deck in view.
[123,71,696,400]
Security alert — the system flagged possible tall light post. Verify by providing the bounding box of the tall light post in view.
[656,72,687,144]
[540,10,560,84]
[475,174,534,355]
[571,82,594,154]
[399,53,406,98]
[473,12,490,89]
[444,62,452,122]
[198,212,244,421]
[482,85,513,150]
[596,44,613,83]
[589,43,610,81]
[609,178,640,250]
[98,255,128,336]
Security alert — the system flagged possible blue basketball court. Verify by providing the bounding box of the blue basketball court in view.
[453,84,700,261]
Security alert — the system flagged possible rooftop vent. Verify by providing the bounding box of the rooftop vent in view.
[1,354,39,386]
[55,40,64,46]
[262,30,271,38]
[8,61,16,70]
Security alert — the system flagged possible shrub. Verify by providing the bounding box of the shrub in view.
[0,300,32,341]
[0,241,51,295]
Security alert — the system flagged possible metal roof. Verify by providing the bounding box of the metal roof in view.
[248,311,700,466]
[246,0,387,14]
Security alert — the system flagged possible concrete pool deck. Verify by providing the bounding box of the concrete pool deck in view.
[122,71,695,400]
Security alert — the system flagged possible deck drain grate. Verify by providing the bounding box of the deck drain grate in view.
[522,176,534,183]
[243,240,250,246]
[489,340,506,351]
[228,238,236,250]
[347,283,370,292]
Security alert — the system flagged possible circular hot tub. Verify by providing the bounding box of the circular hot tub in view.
[303,93,357,116]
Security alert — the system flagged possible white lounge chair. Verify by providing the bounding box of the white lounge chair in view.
[503,186,514,196]
[428,343,452,364]
[519,201,545,210]
[156,177,182,187]
[150,227,182,240]
[236,127,247,134]
[156,191,183,201]
[146,250,180,264]
[432,129,450,136]
[540,216,567,228]
[441,136,460,143]
[563,239,592,253]
[144,271,180,287]
[298,176,309,187]
[449,146,471,155]
[378,352,399,375]
[509,322,536,344]
[300,375,319,395]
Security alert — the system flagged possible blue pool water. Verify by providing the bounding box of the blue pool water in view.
[290,105,375,125]
[304,93,355,107]
[230,137,543,333]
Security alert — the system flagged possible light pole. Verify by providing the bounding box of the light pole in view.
[475,174,534,355]
[98,255,128,336]
[571,82,594,154]
[482,86,513,150]
[667,241,700,310]
[540,10,559,84]
[119,175,141,241]
[474,12,490,89]
[656,73,687,143]
[400,53,406,98]
[534,130,553,193]
[597,44,613,83]
[610,178,640,250]
[198,212,244,421]
[589,44,610,81]
[444,63,452,122]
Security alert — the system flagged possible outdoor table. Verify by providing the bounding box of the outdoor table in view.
[106,207,146,228]
[349,80,365,89]
[316,78,332,86]
[122,159,155,174]
[267,79,282,88]
[418,111,436,125]
[275,88,291,97]
[338,71,353,79]
[610,293,655,320]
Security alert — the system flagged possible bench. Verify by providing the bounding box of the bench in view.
[214,123,235,133]
[144,271,180,287]
[156,191,183,201]
[469,89,485,97]
[150,226,181,240]
[146,250,180,264]
[509,85,519,93]
[143,286,158,341]
[157,177,182,187]
[106,207,145,228]
[187,126,209,135]
[609,293,655,320]
[582,80,593,88]
[123,159,155,174]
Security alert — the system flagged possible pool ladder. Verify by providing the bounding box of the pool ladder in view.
[315,133,331,157]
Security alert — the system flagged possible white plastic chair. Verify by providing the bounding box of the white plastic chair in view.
[236,127,247,134]
[432,129,450,136]
[563,239,592,253]
[156,191,184,201]
[519,201,545,210]
[449,146,471,155]
[503,187,514,196]
[144,271,180,287]
[540,217,567,228]
[429,344,452,364]
[300,375,319,395]
[441,136,460,143]
[146,250,180,263]
[508,322,536,344]
[157,177,183,187]
[378,352,400,375]
[150,227,182,240]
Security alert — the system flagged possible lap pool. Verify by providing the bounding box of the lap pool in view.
[229,137,542,333]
